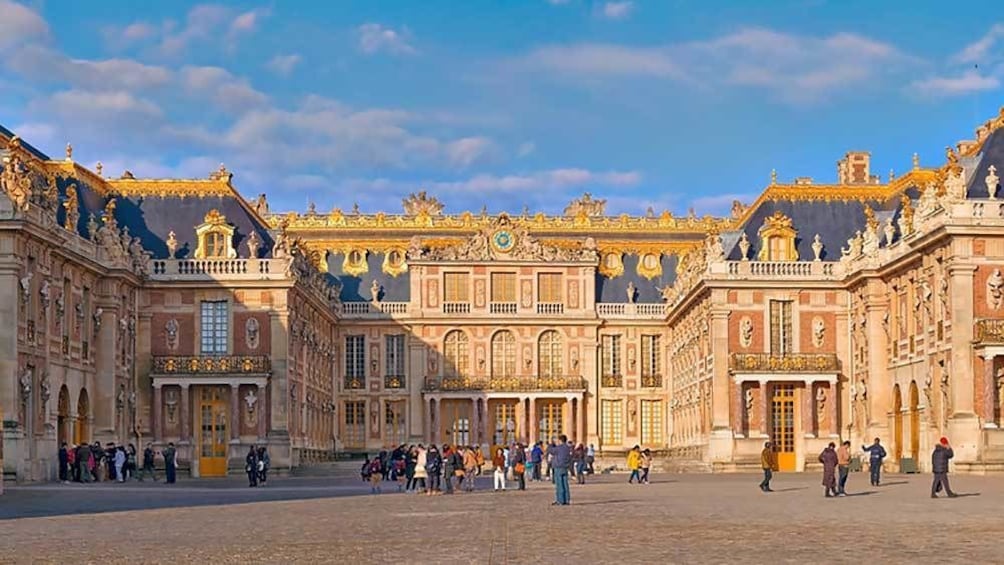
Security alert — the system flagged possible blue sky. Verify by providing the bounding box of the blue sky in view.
[1,0,1003,216]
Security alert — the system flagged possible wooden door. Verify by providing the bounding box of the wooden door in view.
[198,386,228,477]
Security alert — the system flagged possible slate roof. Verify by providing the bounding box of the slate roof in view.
[595,254,677,303]
[965,127,1004,199]
[0,124,50,161]
[327,252,410,302]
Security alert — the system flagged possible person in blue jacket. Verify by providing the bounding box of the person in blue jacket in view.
[862,437,887,486]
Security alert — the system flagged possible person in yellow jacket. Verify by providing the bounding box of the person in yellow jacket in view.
[626,445,642,484]
[759,441,779,492]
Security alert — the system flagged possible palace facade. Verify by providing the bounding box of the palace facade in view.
[7,109,1004,481]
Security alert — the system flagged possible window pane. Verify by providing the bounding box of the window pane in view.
[491,273,516,302]
[538,273,562,302]
[444,272,470,302]
[200,301,228,355]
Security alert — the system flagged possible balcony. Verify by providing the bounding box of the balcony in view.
[536,302,565,315]
[640,374,663,388]
[423,375,587,392]
[443,302,471,315]
[152,355,271,375]
[489,302,517,315]
[149,258,287,281]
[596,303,667,319]
[975,319,1004,344]
[600,374,623,388]
[341,301,409,319]
[384,375,406,389]
[710,260,842,280]
[730,353,839,373]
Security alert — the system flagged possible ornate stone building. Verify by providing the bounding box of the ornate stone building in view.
[8,109,1004,480]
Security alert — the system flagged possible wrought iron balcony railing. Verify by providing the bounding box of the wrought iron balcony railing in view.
[423,375,587,392]
[384,375,406,389]
[730,352,839,373]
[601,374,623,388]
[640,374,663,388]
[344,376,365,390]
[152,355,271,375]
[975,319,1004,344]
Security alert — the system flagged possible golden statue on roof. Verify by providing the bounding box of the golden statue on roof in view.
[564,192,606,217]
[402,191,444,216]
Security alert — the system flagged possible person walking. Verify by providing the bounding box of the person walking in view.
[931,437,958,498]
[512,442,527,491]
[586,443,596,475]
[245,446,259,487]
[114,446,127,483]
[76,443,92,483]
[368,457,384,494]
[530,442,543,482]
[862,438,887,486]
[125,444,137,481]
[492,448,507,492]
[836,441,851,496]
[413,445,429,493]
[442,445,455,494]
[550,434,572,506]
[572,443,587,485]
[139,444,157,482]
[819,442,839,497]
[640,449,653,484]
[426,444,443,495]
[463,445,478,492]
[626,446,642,484]
[257,446,270,486]
[759,441,777,492]
[163,442,177,484]
[58,442,69,484]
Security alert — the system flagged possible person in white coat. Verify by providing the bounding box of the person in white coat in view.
[413,445,428,493]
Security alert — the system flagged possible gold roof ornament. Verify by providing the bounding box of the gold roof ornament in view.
[208,163,231,181]
[564,192,606,217]
[863,205,879,232]
[912,153,920,170]
[402,190,444,216]
[944,146,962,176]
[757,211,797,262]
[203,209,227,226]
[65,143,73,162]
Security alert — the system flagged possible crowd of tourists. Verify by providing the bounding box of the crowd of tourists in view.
[760,435,960,499]
[244,446,272,487]
[57,441,178,484]
[360,439,601,496]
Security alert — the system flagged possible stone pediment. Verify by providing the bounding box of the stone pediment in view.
[408,212,598,262]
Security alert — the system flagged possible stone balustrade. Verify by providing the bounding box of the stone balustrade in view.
[149,258,286,280]
[423,374,586,392]
[596,303,667,319]
[341,301,409,318]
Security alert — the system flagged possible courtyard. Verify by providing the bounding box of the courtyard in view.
[0,471,999,564]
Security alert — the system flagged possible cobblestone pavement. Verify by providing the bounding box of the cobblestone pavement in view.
[1,472,1000,564]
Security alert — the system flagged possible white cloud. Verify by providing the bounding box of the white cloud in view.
[445,137,494,168]
[180,66,268,110]
[519,44,682,78]
[910,70,1000,97]
[6,45,173,91]
[266,54,302,76]
[357,23,417,56]
[154,4,267,55]
[44,90,164,124]
[954,23,1004,64]
[517,141,536,158]
[601,2,634,20]
[0,0,48,51]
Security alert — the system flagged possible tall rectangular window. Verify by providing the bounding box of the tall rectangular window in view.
[344,401,365,448]
[385,401,407,445]
[601,400,623,445]
[640,400,663,446]
[345,335,366,381]
[199,301,228,355]
[538,273,563,302]
[769,300,793,355]
[444,272,470,302]
[601,334,622,376]
[641,335,661,377]
[62,278,72,341]
[385,334,405,385]
[490,272,517,302]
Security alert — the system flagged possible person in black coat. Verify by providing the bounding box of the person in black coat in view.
[931,437,958,498]
[58,442,69,483]
[245,446,259,487]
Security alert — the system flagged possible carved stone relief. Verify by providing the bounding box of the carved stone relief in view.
[988,268,1004,310]
[811,317,825,348]
[165,318,179,351]
[739,316,753,349]
[245,317,261,350]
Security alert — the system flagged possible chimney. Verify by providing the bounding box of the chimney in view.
[837,151,871,184]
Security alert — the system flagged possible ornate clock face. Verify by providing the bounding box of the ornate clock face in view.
[492,229,515,253]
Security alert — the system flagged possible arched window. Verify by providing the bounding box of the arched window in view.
[491,330,516,377]
[537,330,563,377]
[444,330,469,377]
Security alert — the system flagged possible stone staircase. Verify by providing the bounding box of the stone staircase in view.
[291,460,366,479]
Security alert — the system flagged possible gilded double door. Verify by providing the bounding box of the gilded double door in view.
[198,387,228,477]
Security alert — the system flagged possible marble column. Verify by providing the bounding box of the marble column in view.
[152,385,163,443]
[576,397,585,444]
[230,384,240,440]
[981,354,997,428]
[180,384,191,443]
[801,382,814,438]
[257,385,267,440]
[828,382,839,437]
[424,397,433,444]
[528,397,537,444]
[471,398,480,446]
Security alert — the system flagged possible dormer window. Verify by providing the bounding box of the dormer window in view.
[194,209,237,259]
[757,211,798,262]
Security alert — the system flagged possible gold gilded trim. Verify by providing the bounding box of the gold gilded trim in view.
[342,249,368,277]
[382,248,408,277]
[107,178,235,198]
[599,252,623,278]
[636,253,663,280]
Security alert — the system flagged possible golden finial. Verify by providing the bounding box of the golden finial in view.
[912,153,919,170]
[65,143,73,161]
[770,169,778,185]
[95,161,103,176]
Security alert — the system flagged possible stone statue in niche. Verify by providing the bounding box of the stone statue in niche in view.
[744,388,754,412]
[739,317,754,348]
[370,280,382,303]
[816,387,826,420]
[987,268,1004,310]
[39,279,50,311]
[166,230,178,259]
[244,389,258,424]
[626,281,636,304]
[19,366,32,400]
[19,271,32,304]
[245,317,261,350]
[246,230,262,258]
[812,317,825,348]
[165,389,178,424]
[165,319,179,351]
[924,364,934,407]
[571,347,579,370]
[987,165,1000,200]
[370,403,380,434]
